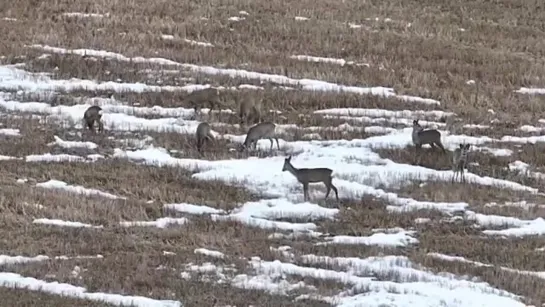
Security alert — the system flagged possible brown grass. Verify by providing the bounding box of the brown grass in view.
[1,0,545,305]
[376,144,545,191]
[415,255,545,306]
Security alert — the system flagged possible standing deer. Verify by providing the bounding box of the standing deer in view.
[238,94,262,125]
[183,87,222,118]
[452,143,471,183]
[83,106,104,133]
[282,155,339,202]
[196,122,215,153]
[412,119,446,163]
[240,122,280,152]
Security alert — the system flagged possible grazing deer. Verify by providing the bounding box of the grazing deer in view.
[282,155,339,202]
[412,119,446,162]
[183,87,222,118]
[238,94,262,125]
[83,106,104,133]
[196,122,215,153]
[452,143,471,183]
[240,121,280,152]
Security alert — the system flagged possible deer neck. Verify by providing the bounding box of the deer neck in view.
[285,161,300,178]
[412,127,422,142]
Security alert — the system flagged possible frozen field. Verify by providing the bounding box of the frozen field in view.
[1,0,545,306]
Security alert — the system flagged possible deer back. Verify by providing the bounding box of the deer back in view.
[247,122,275,140]
[84,106,102,121]
[239,95,253,115]
[196,122,211,138]
[298,168,333,183]
[416,129,441,144]
[188,88,216,102]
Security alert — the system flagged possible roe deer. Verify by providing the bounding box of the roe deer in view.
[196,122,215,153]
[452,143,470,183]
[412,119,446,162]
[238,94,262,125]
[282,155,339,202]
[83,106,104,133]
[240,121,279,152]
[183,87,222,118]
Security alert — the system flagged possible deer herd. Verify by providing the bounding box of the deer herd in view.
[82,88,472,203]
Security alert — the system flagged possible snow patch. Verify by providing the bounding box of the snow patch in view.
[29,45,440,105]
[36,179,125,200]
[194,248,225,259]
[48,135,98,150]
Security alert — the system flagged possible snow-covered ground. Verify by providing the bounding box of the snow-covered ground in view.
[0,44,543,307]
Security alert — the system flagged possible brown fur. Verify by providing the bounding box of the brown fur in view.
[183,88,222,118]
[282,155,339,202]
[240,121,279,152]
[196,122,215,152]
[83,106,104,133]
[412,119,445,163]
[239,94,262,125]
[452,143,471,183]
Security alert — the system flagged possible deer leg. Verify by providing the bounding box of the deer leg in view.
[459,166,463,182]
[88,120,98,134]
[324,181,331,199]
[436,141,446,154]
[215,98,223,120]
[303,183,309,202]
[97,120,104,133]
[430,143,436,150]
[245,112,251,125]
[461,167,466,183]
[269,138,273,151]
[197,138,202,152]
[239,111,246,125]
[205,136,211,150]
[204,137,210,152]
[415,144,422,164]
[458,166,462,182]
[193,105,199,119]
[275,138,280,150]
[331,182,339,201]
[207,101,214,120]
[324,177,339,201]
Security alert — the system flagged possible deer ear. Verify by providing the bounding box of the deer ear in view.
[459,144,463,148]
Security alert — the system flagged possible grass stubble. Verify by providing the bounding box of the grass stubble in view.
[1,0,545,306]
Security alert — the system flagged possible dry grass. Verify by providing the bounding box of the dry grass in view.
[1,160,257,209]
[2,0,545,305]
[5,0,544,125]
[376,144,545,191]
[416,255,545,306]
